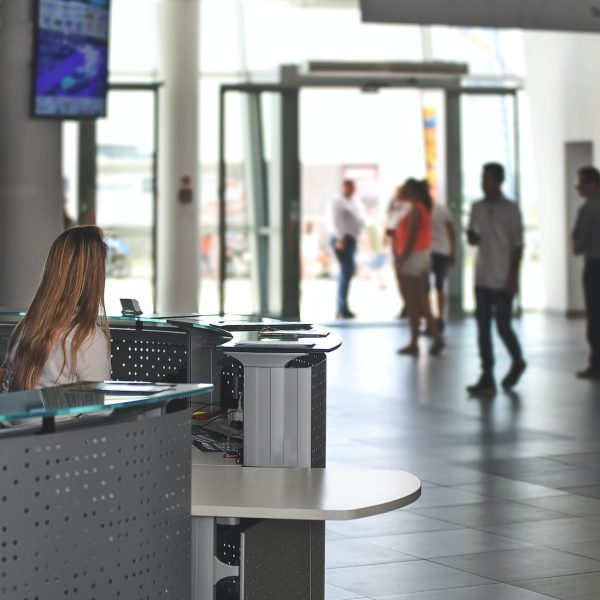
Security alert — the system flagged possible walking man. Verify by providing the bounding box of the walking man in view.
[466,163,526,394]
[572,166,600,380]
[330,179,364,318]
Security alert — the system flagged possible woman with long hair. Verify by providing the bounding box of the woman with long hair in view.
[3,226,111,391]
[395,179,444,356]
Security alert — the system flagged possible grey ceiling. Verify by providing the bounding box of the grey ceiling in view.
[361,0,600,32]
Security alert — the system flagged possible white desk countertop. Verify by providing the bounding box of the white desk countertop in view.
[191,464,421,520]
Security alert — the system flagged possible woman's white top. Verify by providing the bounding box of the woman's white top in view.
[38,327,111,387]
[431,204,453,255]
[6,327,111,390]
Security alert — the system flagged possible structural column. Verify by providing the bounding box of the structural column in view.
[445,90,464,318]
[0,0,62,307]
[157,0,200,314]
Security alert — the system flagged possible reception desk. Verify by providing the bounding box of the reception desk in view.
[0,382,212,600]
[0,312,342,468]
[0,313,421,600]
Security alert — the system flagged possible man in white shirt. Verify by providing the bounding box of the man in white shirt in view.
[330,179,364,318]
[466,163,526,395]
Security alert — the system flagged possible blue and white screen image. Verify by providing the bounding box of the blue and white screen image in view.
[33,0,110,118]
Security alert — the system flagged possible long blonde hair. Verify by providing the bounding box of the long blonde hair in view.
[5,226,109,391]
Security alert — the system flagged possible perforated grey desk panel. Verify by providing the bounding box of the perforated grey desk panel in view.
[0,409,192,600]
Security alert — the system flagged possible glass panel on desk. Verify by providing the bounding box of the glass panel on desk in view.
[0,383,212,422]
[107,314,169,324]
[0,311,26,317]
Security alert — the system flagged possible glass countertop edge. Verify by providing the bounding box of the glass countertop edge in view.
[0,383,213,422]
[108,315,170,323]
[0,312,232,331]
[0,311,279,333]
[0,311,171,324]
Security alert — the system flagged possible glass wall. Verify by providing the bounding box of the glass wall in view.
[108,0,160,81]
[61,0,160,316]
[92,0,540,316]
[198,84,249,315]
[96,90,157,316]
[102,0,160,314]
[430,27,526,78]
[199,0,540,316]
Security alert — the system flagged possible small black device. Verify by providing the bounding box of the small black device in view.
[120,298,143,317]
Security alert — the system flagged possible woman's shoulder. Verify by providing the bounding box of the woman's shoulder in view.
[89,325,108,344]
[75,326,109,352]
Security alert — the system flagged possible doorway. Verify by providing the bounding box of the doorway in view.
[216,84,300,319]
[216,68,523,321]
[299,87,443,322]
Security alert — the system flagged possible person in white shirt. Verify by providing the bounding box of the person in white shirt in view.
[330,180,364,318]
[429,202,456,331]
[3,226,111,392]
[466,163,526,395]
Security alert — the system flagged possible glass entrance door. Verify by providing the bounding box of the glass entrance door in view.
[216,84,300,319]
[216,81,529,320]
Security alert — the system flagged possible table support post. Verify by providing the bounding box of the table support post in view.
[192,516,216,600]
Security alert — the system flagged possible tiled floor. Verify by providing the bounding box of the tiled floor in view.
[324,314,600,600]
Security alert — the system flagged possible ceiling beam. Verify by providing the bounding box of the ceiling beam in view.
[361,0,600,32]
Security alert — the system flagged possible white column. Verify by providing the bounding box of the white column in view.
[0,0,62,307]
[157,0,200,314]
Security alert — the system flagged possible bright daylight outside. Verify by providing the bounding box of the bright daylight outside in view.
[62,0,543,320]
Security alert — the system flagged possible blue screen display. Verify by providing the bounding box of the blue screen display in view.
[33,0,110,118]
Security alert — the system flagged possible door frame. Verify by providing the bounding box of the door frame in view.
[446,87,521,317]
[218,83,300,318]
[217,70,521,319]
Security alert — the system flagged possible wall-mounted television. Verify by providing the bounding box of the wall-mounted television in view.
[32,0,111,119]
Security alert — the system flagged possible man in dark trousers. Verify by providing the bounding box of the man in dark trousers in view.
[330,179,364,319]
[573,166,600,380]
[466,163,527,395]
